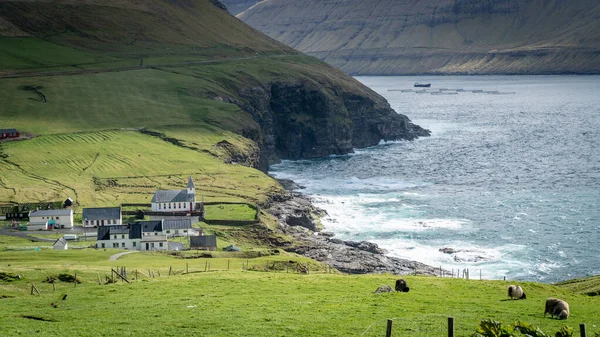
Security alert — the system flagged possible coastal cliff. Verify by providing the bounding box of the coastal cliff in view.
[235,0,600,75]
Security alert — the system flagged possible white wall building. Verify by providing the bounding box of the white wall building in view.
[96,225,141,250]
[151,177,196,212]
[82,207,122,227]
[28,209,73,229]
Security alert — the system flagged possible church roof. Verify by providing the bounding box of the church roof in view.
[151,190,194,203]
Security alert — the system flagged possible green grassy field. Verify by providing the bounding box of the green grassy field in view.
[0,249,598,337]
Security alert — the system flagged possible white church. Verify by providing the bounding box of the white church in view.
[151,177,197,212]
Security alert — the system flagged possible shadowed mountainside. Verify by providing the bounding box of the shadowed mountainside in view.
[237,0,600,75]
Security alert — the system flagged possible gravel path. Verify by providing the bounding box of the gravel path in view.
[109,251,139,261]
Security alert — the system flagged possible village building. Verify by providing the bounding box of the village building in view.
[96,224,141,250]
[82,207,122,227]
[0,128,20,140]
[96,221,170,251]
[151,177,197,212]
[162,219,193,237]
[28,209,73,229]
[53,237,68,250]
[190,235,217,251]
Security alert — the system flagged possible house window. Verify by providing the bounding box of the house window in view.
[101,243,105,248]
[166,230,170,234]
[121,235,125,239]
[178,203,181,208]
[151,243,155,248]
[158,204,161,210]
[175,230,179,234]
[183,230,187,233]
[168,203,171,209]
[114,235,117,239]
[122,242,125,247]
[133,242,136,247]
[154,232,158,236]
[56,217,59,220]
[163,203,166,209]
[159,243,163,247]
[85,220,89,226]
[113,243,118,248]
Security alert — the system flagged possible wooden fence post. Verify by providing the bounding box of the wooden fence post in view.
[186,263,188,274]
[52,282,56,292]
[204,261,207,272]
[580,323,587,337]
[74,273,77,287]
[208,263,210,272]
[169,266,172,276]
[448,317,454,337]
[98,273,102,285]
[157,270,161,277]
[480,269,482,280]
[136,269,138,280]
[385,319,393,337]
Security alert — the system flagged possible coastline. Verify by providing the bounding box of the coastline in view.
[265,179,444,276]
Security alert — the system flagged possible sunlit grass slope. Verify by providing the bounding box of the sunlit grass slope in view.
[0,250,599,337]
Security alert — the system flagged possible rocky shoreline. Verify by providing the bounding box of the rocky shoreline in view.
[265,181,443,276]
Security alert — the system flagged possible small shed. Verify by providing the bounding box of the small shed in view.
[53,237,68,250]
[190,235,217,251]
[27,221,48,231]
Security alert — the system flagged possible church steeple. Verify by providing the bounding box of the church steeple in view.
[187,176,195,195]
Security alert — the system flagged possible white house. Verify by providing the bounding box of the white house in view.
[53,237,68,250]
[162,219,193,237]
[96,224,142,250]
[28,209,73,229]
[82,207,122,227]
[151,177,196,212]
[96,221,168,251]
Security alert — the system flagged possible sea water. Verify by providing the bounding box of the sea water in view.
[270,75,600,283]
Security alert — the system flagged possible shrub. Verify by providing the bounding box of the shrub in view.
[472,319,573,337]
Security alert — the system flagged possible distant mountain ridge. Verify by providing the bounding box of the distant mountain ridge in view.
[235,0,600,75]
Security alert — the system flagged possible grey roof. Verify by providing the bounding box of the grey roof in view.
[151,190,194,203]
[82,207,121,221]
[187,177,195,189]
[29,209,72,217]
[54,237,67,245]
[163,219,192,230]
[136,220,163,233]
[190,235,217,248]
[97,224,142,240]
[0,129,18,133]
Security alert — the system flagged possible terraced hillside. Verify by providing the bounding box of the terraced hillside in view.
[237,0,600,75]
[0,0,428,208]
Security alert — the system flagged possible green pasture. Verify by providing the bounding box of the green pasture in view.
[0,249,599,337]
[0,130,282,207]
[204,204,258,221]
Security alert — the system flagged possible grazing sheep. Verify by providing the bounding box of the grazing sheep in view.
[395,279,410,293]
[507,285,526,299]
[374,285,394,293]
[544,298,570,320]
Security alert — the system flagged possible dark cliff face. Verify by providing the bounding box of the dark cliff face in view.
[238,0,600,75]
[237,81,429,170]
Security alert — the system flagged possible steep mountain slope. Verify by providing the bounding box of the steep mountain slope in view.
[0,0,428,206]
[238,0,600,75]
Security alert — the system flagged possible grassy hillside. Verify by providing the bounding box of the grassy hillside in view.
[0,0,396,210]
[0,248,599,336]
[238,0,600,75]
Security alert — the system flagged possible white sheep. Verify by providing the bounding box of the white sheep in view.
[544,298,570,320]
[507,285,526,300]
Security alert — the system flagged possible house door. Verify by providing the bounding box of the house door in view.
[145,243,149,250]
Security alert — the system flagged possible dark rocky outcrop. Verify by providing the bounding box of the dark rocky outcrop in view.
[238,81,429,169]
[237,0,600,75]
[264,193,443,276]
